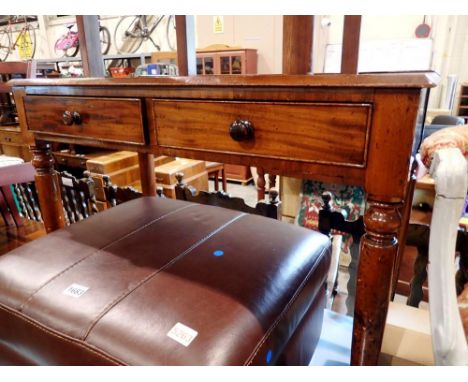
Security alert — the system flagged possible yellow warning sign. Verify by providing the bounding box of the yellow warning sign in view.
[17,31,34,60]
[213,16,224,34]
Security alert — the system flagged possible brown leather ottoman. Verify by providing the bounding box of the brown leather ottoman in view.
[0,197,331,365]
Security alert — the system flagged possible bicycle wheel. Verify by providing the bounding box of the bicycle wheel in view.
[114,16,144,54]
[166,15,176,51]
[0,29,11,61]
[99,25,111,55]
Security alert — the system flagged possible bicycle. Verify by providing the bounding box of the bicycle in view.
[0,16,36,61]
[114,15,176,54]
[54,20,111,58]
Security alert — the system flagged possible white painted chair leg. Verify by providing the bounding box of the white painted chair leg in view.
[326,234,342,309]
[428,148,468,365]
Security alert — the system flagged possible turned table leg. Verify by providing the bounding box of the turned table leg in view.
[351,200,401,365]
[31,142,65,233]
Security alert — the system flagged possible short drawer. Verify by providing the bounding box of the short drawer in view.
[24,96,145,145]
[154,100,371,167]
[0,129,23,145]
[53,154,88,169]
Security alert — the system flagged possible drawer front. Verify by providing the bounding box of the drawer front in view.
[53,154,88,169]
[154,100,371,167]
[0,130,23,145]
[24,96,145,145]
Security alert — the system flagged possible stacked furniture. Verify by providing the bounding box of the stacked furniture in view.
[0,62,34,161]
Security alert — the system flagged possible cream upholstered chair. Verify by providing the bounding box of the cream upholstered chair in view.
[381,148,468,366]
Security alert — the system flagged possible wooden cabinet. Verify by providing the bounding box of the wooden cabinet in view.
[457,84,468,121]
[195,48,257,76]
[0,126,32,160]
[152,46,258,76]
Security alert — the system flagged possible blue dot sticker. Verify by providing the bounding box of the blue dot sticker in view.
[213,250,224,257]
[266,349,273,364]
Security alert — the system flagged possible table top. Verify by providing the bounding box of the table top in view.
[10,72,439,89]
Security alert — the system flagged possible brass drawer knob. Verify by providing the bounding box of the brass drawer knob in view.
[229,119,254,142]
[62,111,82,126]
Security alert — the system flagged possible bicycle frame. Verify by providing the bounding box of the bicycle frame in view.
[55,30,79,50]
[12,24,33,50]
[126,15,165,39]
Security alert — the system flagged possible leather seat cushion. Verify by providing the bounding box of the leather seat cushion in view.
[0,197,331,365]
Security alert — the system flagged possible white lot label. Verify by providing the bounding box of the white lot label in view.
[61,177,74,187]
[167,322,198,347]
[63,283,89,298]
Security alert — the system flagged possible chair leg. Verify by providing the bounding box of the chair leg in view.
[346,240,360,316]
[221,168,227,192]
[213,170,219,192]
[2,186,23,227]
[257,167,266,200]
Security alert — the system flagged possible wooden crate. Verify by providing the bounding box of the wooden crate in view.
[154,158,208,199]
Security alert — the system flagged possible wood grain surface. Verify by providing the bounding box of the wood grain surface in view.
[23,96,145,145]
[154,100,371,167]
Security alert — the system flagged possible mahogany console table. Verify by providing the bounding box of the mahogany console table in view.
[10,73,438,365]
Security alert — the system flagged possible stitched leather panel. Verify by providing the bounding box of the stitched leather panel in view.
[0,197,191,309]
[0,197,331,365]
[15,200,243,339]
[86,213,330,365]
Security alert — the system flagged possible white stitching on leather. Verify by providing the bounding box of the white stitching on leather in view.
[0,303,124,365]
[82,213,247,340]
[19,203,195,312]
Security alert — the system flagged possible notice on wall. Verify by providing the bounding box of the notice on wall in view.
[324,38,433,73]
[213,16,224,34]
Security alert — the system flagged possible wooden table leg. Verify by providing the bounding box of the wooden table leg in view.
[31,142,65,233]
[138,152,156,197]
[351,199,401,365]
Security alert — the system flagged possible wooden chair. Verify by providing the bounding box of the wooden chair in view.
[175,172,281,220]
[58,171,98,224]
[318,192,365,311]
[206,161,227,192]
[101,174,143,207]
[0,161,40,226]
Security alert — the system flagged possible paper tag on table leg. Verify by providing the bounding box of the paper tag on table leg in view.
[167,322,198,347]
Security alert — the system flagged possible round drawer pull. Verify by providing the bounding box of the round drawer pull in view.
[62,111,82,126]
[229,119,254,142]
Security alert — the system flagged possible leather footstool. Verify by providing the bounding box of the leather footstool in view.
[0,197,331,365]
